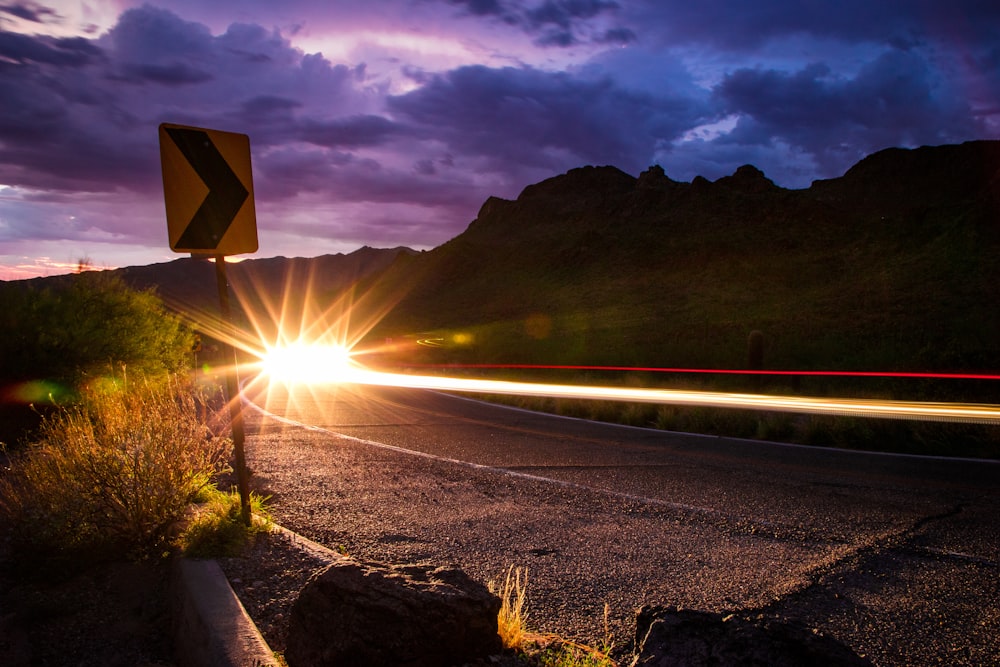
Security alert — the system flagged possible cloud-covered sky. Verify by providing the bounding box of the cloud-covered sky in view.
[1,1,997,279]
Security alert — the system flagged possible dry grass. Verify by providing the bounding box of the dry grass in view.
[0,375,232,563]
[489,566,617,667]
[489,565,529,650]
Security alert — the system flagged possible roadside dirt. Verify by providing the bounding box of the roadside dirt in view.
[0,552,175,667]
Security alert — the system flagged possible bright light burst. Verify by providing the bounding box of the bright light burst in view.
[260,342,358,384]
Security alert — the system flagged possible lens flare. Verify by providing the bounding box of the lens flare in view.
[260,342,357,384]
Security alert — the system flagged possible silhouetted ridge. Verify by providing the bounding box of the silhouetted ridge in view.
[518,165,636,199]
[368,140,1000,376]
[811,140,1000,214]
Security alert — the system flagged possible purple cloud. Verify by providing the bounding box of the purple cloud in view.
[629,0,1000,50]
[447,0,631,46]
[0,31,100,65]
[389,64,714,175]
[298,115,400,148]
[714,48,986,176]
[0,2,58,24]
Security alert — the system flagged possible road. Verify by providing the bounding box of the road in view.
[242,381,1000,665]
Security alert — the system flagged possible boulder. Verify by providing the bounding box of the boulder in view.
[630,605,872,667]
[285,559,502,667]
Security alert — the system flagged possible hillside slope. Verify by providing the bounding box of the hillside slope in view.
[118,246,413,341]
[363,141,1000,374]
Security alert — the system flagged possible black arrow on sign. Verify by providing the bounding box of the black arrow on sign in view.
[166,127,249,250]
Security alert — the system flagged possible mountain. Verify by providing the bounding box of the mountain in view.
[359,141,1000,376]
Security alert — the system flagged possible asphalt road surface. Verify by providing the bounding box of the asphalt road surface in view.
[242,381,1000,665]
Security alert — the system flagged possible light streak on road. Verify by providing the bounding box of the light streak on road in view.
[400,363,1000,381]
[264,360,1000,424]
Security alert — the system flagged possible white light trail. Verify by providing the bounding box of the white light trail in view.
[316,366,1000,424]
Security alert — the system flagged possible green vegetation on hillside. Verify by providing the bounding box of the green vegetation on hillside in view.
[363,143,1000,384]
[369,155,1000,378]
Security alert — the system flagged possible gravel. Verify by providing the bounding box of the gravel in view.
[218,526,339,654]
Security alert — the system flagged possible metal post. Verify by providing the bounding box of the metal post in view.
[214,254,252,526]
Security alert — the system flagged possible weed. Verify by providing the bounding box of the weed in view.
[535,644,617,667]
[532,603,617,667]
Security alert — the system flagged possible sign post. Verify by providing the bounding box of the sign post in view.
[159,123,257,526]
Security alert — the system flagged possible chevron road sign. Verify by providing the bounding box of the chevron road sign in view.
[159,123,258,255]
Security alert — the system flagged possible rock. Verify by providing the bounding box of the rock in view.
[636,165,670,189]
[630,605,872,667]
[713,164,780,193]
[285,559,502,667]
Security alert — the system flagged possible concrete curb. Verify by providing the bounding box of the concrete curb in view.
[171,523,340,667]
[172,557,279,667]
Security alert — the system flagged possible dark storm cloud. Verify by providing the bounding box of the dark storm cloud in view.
[447,0,632,46]
[106,5,214,62]
[0,36,151,192]
[0,26,199,193]
[257,145,482,214]
[240,95,302,117]
[714,48,985,174]
[116,61,213,84]
[630,0,1000,50]
[0,31,102,65]
[298,115,400,148]
[525,0,619,30]
[0,5,374,200]
[596,26,635,44]
[0,2,58,24]
[447,0,505,18]
[389,64,713,174]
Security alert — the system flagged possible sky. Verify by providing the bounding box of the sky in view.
[0,1,997,279]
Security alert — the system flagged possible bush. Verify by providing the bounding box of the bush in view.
[0,376,232,565]
[0,270,197,446]
[0,270,195,391]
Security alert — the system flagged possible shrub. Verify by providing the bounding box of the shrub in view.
[177,487,271,558]
[0,271,197,446]
[0,375,232,565]
[0,270,195,391]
